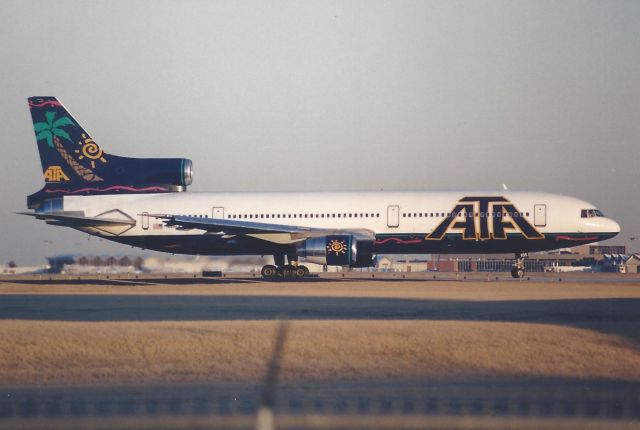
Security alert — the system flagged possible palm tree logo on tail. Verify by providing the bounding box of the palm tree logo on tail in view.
[34,111,103,182]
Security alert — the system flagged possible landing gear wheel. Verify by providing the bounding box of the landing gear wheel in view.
[294,265,310,278]
[282,264,295,278]
[511,267,525,279]
[261,265,277,278]
[511,252,527,279]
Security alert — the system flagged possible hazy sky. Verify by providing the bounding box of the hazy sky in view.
[1,0,638,264]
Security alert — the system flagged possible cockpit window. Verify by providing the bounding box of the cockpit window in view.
[581,209,604,218]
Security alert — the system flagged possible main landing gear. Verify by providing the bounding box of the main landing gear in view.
[511,252,527,279]
[261,253,310,279]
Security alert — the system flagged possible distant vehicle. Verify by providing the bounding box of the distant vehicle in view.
[1,264,48,275]
[20,97,620,278]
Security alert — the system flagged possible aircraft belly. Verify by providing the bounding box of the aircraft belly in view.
[98,231,618,257]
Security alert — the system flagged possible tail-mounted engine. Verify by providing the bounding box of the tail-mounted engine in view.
[297,235,375,267]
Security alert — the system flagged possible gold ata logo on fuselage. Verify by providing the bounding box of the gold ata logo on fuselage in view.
[425,196,545,241]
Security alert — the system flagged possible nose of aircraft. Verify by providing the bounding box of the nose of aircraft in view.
[607,218,621,235]
[580,217,621,235]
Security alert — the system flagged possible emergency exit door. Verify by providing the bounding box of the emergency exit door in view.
[387,205,400,228]
[534,204,546,227]
[212,207,224,219]
[141,212,149,230]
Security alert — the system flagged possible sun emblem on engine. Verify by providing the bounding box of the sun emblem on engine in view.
[327,239,347,256]
[75,133,107,168]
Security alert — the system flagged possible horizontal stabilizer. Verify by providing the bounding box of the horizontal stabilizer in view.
[17,212,136,227]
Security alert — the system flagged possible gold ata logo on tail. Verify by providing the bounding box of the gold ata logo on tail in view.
[43,166,70,182]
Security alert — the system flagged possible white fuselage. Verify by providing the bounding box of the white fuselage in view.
[60,190,619,257]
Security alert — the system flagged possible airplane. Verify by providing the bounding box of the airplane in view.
[19,97,621,278]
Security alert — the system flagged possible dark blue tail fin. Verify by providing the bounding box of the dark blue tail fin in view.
[27,97,192,209]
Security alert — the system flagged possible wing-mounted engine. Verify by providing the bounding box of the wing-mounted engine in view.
[297,235,375,268]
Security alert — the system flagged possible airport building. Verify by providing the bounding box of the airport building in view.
[389,254,592,274]
[45,255,145,274]
[589,245,627,255]
[40,254,336,275]
[19,244,637,275]
[601,254,640,273]
[383,245,637,274]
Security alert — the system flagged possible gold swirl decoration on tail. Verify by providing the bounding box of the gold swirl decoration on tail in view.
[74,134,108,181]
[81,140,104,161]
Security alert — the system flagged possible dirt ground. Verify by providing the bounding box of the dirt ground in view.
[0,279,638,386]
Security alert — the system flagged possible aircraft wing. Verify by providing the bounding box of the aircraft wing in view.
[150,214,375,244]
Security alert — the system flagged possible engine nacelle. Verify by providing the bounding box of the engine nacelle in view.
[297,235,375,267]
[126,157,193,188]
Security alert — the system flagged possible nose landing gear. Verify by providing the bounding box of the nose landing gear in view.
[511,252,527,279]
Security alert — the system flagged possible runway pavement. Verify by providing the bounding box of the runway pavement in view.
[0,289,638,343]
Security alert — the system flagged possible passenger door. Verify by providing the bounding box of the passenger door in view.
[212,207,225,219]
[534,204,546,227]
[387,205,400,228]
